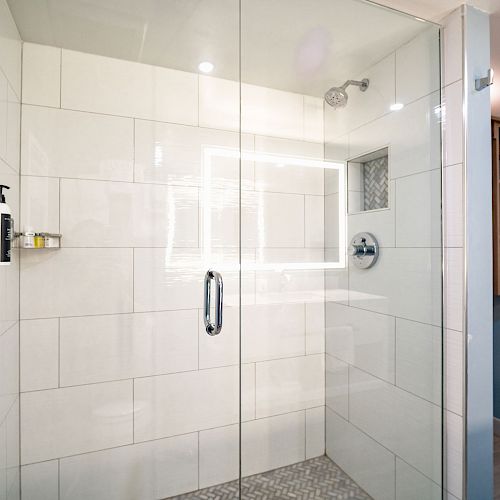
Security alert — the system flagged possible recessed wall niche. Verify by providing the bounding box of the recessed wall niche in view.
[347,147,389,213]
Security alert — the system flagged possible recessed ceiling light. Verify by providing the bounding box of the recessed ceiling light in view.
[198,61,214,73]
[390,103,404,111]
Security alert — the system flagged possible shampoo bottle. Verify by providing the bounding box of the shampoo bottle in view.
[0,185,12,266]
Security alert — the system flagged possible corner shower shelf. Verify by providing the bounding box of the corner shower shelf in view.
[14,232,62,249]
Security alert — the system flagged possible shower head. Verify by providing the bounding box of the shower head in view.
[324,78,369,108]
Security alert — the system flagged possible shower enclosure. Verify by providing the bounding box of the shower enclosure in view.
[11,0,443,498]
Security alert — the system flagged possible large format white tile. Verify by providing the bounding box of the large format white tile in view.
[0,324,18,425]
[396,169,441,247]
[326,408,395,500]
[59,310,198,386]
[443,81,463,167]
[305,196,324,248]
[199,424,239,489]
[241,303,305,362]
[445,410,463,499]
[326,303,395,383]
[22,44,60,107]
[306,407,325,459]
[253,135,323,195]
[20,176,59,234]
[241,84,303,140]
[305,302,325,355]
[59,433,198,500]
[21,460,59,500]
[134,118,254,190]
[20,319,59,392]
[349,366,441,482]
[242,411,305,477]
[303,96,324,143]
[21,380,133,464]
[199,75,239,132]
[20,248,133,319]
[349,248,442,326]
[0,7,21,99]
[445,329,463,415]
[21,105,134,181]
[396,318,442,404]
[5,398,19,499]
[325,355,348,418]
[444,248,463,332]
[60,179,198,247]
[396,27,440,105]
[444,163,463,248]
[133,364,254,442]
[0,70,8,162]
[396,458,442,500]
[6,85,20,172]
[61,49,198,125]
[443,9,463,87]
[256,354,324,418]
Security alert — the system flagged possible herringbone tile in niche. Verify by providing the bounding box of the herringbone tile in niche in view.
[169,455,372,499]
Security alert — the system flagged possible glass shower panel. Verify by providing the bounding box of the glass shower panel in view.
[240,1,443,498]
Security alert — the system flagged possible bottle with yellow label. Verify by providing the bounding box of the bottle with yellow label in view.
[34,233,45,248]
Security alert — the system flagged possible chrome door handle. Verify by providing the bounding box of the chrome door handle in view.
[204,269,223,336]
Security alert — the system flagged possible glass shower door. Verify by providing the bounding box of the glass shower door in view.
[239,0,443,499]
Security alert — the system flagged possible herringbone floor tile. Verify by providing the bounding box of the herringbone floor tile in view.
[170,455,372,499]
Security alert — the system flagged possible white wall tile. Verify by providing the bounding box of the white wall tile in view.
[325,193,340,248]
[445,410,463,499]
[326,302,395,383]
[253,135,324,195]
[443,8,463,87]
[134,119,254,190]
[444,163,463,248]
[59,433,198,500]
[396,169,441,247]
[325,355,348,418]
[199,306,239,369]
[396,318,442,404]
[61,49,198,125]
[60,310,198,386]
[199,424,239,488]
[241,83,303,140]
[242,411,305,477]
[20,319,58,392]
[255,192,304,247]
[20,248,133,319]
[241,303,305,363]
[133,364,254,442]
[199,75,239,132]
[21,105,133,181]
[21,460,59,500]
[396,458,442,500]
[305,302,325,355]
[396,27,440,105]
[349,248,442,326]
[20,176,59,234]
[21,380,133,464]
[0,6,21,99]
[444,248,463,332]
[443,81,463,167]
[22,44,60,107]
[60,179,198,247]
[305,407,325,459]
[326,408,395,500]
[6,85,19,172]
[0,324,19,425]
[0,70,8,162]
[349,366,441,483]
[256,354,324,418]
[445,329,463,416]
[303,96,324,143]
[305,196,324,248]
[5,399,19,499]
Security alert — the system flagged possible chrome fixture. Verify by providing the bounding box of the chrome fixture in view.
[475,68,494,91]
[204,269,223,335]
[324,78,369,108]
[349,232,379,269]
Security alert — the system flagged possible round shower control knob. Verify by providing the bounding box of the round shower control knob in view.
[349,233,379,269]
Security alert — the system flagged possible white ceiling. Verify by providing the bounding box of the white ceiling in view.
[6,0,432,97]
[5,0,500,111]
